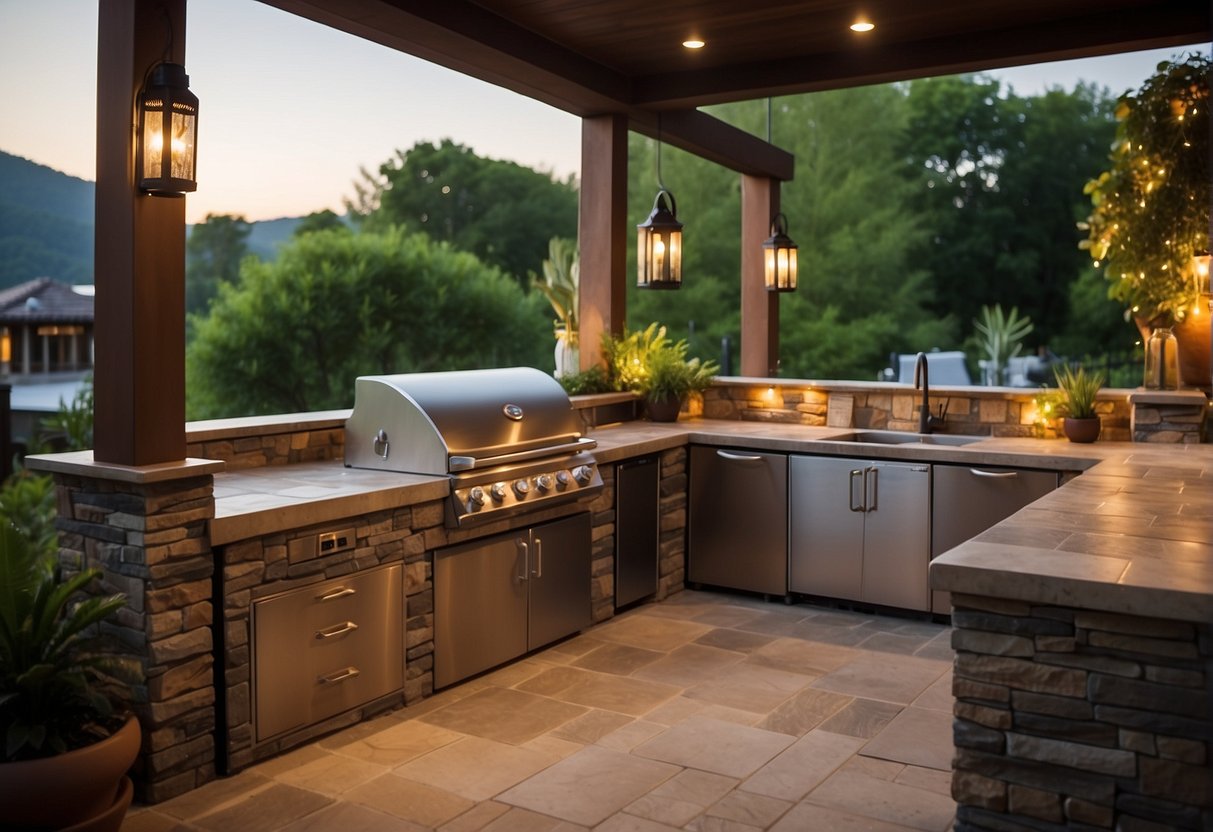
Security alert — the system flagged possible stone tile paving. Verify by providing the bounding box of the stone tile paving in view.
[123,590,956,832]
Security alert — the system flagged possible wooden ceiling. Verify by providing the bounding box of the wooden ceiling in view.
[258,0,1208,174]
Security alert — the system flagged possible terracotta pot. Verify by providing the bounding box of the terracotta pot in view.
[645,395,685,422]
[0,715,140,831]
[1172,303,1211,391]
[1063,417,1101,444]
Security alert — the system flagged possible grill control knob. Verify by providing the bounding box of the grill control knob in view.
[555,470,571,487]
[535,473,554,492]
[468,486,486,507]
[490,482,507,502]
[513,479,530,496]
[573,465,594,485]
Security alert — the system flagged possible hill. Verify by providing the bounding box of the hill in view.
[0,151,94,287]
[0,150,333,285]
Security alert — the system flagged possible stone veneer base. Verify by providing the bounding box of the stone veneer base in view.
[217,448,686,777]
[950,592,1212,831]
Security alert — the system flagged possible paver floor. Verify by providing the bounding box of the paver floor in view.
[123,590,957,832]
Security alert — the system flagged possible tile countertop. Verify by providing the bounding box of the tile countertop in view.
[211,419,1213,622]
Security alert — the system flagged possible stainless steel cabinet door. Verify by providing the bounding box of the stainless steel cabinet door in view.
[860,462,931,611]
[528,513,592,650]
[931,464,1058,612]
[789,455,865,600]
[434,532,529,688]
[689,447,788,595]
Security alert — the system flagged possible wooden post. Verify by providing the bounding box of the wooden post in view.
[94,0,187,465]
[740,175,779,376]
[578,114,628,370]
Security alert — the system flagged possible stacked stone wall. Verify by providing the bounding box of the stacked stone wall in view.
[52,473,217,803]
[701,384,1136,441]
[950,593,1213,831]
[1131,401,1207,443]
[185,427,344,469]
[658,447,688,598]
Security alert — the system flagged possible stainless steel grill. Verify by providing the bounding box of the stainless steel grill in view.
[345,367,603,526]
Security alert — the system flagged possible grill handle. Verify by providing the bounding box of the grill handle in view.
[449,437,597,471]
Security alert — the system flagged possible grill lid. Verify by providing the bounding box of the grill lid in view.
[344,367,589,475]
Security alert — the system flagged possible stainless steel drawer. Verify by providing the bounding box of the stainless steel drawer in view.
[253,564,404,742]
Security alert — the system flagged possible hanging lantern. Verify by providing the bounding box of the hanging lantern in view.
[637,188,683,289]
[763,212,798,292]
[137,63,198,196]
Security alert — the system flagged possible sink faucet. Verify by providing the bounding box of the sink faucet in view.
[913,352,946,434]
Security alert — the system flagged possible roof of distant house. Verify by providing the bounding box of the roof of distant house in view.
[0,277,94,325]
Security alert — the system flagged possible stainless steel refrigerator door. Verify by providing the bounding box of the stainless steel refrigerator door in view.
[528,513,592,650]
[615,456,660,608]
[789,455,865,600]
[434,531,529,688]
[689,446,788,595]
[861,462,931,611]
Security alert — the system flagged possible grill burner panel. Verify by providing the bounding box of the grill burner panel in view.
[344,368,603,527]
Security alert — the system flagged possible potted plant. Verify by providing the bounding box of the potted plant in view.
[602,323,718,422]
[0,521,140,831]
[1082,53,1209,387]
[1053,364,1105,443]
[531,237,579,378]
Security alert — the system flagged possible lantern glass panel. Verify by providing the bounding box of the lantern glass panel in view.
[170,108,197,180]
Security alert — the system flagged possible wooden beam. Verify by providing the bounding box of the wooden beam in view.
[632,3,1207,108]
[630,110,794,181]
[578,115,628,371]
[740,176,779,377]
[260,0,794,180]
[94,0,187,465]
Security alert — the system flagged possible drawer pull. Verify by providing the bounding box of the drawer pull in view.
[969,469,1018,478]
[716,450,764,462]
[315,621,359,640]
[317,587,357,602]
[318,666,361,685]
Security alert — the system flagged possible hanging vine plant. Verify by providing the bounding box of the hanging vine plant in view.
[1081,53,1209,327]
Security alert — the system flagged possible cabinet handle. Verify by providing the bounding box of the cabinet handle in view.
[716,450,764,462]
[316,587,356,602]
[317,666,361,685]
[314,621,359,640]
[849,469,865,512]
[532,537,543,578]
[865,467,879,512]
[518,539,529,582]
[969,469,1018,479]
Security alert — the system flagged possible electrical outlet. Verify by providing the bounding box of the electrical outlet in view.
[318,527,356,555]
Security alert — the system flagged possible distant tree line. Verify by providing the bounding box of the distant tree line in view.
[185,74,1136,418]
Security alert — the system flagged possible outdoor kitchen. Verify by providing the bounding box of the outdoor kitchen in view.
[1,1,1208,830]
[21,370,1211,831]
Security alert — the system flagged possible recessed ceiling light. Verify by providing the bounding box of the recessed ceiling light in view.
[683,39,705,49]
[850,19,875,32]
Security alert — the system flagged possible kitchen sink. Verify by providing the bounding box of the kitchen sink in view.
[829,430,986,447]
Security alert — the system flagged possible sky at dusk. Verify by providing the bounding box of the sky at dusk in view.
[1,0,1207,225]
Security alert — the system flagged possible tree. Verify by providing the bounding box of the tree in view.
[900,76,1118,347]
[294,209,348,238]
[186,213,252,315]
[355,140,579,285]
[776,85,936,379]
[186,228,551,418]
